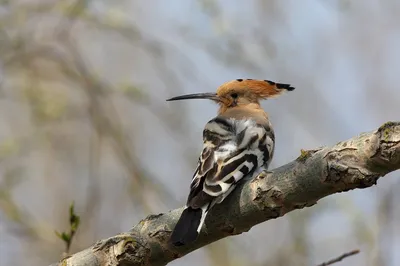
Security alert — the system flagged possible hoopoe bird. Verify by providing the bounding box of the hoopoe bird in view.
[167,79,294,246]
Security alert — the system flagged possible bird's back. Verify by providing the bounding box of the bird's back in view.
[187,113,274,209]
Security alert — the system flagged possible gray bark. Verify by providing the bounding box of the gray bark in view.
[51,121,400,266]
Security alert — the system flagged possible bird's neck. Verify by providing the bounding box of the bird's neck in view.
[218,103,268,122]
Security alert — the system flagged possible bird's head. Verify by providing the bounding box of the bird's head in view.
[167,79,294,113]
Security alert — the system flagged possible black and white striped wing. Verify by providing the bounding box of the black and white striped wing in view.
[186,117,274,210]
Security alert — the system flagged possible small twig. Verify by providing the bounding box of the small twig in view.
[55,202,81,257]
[316,249,360,266]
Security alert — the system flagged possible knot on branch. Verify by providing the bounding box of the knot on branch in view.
[373,122,400,169]
[253,185,283,217]
[92,233,151,265]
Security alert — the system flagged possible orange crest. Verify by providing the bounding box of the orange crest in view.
[216,79,294,99]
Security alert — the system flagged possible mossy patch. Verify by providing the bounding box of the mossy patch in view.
[122,236,137,247]
[296,149,316,162]
[378,121,400,142]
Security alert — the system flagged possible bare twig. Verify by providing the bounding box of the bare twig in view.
[316,249,360,266]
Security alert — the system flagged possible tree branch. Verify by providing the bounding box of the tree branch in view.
[51,121,400,266]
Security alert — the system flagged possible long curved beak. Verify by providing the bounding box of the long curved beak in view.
[166,92,219,102]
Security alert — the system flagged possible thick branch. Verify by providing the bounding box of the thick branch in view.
[52,122,400,266]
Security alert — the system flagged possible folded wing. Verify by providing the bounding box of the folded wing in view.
[170,116,273,246]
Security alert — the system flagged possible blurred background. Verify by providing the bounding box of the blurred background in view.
[0,0,399,265]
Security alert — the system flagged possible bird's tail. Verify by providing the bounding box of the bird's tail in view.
[170,206,208,246]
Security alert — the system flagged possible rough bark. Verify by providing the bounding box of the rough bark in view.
[51,121,400,266]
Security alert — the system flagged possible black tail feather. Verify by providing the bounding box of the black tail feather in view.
[170,207,202,246]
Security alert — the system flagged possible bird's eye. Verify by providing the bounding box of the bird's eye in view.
[231,93,238,99]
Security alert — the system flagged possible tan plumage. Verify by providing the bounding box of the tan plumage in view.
[167,78,294,246]
[219,104,268,125]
